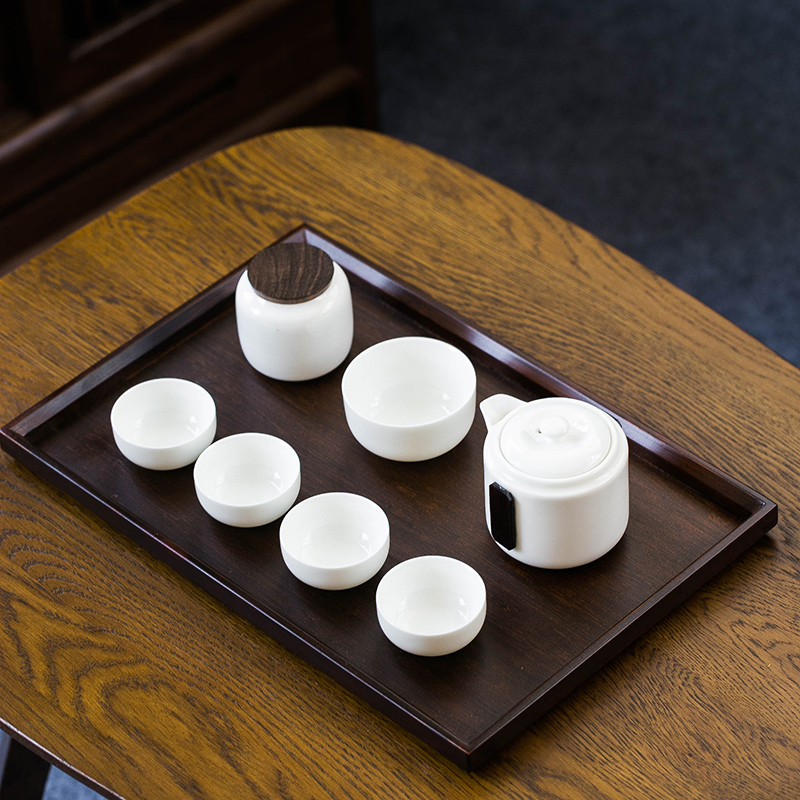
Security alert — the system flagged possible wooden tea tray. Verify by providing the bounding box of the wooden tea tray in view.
[0,227,777,770]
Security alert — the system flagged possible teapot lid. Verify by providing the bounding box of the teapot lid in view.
[499,398,612,479]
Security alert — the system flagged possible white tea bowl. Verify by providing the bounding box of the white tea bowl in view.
[110,377,216,470]
[341,336,476,461]
[193,432,301,527]
[376,555,486,657]
[280,492,390,590]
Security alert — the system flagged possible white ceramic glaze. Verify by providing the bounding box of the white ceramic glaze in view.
[110,378,216,470]
[280,492,390,590]
[193,432,300,527]
[375,555,486,657]
[341,336,476,461]
[481,394,629,569]
[235,261,353,381]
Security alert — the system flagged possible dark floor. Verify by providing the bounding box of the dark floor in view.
[373,0,800,367]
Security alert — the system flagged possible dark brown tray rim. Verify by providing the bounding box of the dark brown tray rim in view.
[0,225,778,769]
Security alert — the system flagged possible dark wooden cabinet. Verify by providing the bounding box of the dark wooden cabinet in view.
[0,0,378,272]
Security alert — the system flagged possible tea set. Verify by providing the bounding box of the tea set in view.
[110,242,630,656]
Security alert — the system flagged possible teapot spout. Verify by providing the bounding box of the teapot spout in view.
[480,394,526,430]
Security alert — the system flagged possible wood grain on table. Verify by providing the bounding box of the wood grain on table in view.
[0,127,798,799]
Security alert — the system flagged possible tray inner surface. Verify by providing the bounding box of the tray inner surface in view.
[2,227,776,769]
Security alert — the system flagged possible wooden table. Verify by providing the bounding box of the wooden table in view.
[0,127,797,799]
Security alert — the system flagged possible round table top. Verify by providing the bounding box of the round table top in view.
[0,126,797,800]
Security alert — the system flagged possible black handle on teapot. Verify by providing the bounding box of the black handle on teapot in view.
[489,482,517,550]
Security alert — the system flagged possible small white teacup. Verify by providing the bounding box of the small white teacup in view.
[110,377,216,470]
[376,555,486,657]
[193,432,300,527]
[280,492,390,590]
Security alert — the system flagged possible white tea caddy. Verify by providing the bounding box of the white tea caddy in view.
[235,242,353,381]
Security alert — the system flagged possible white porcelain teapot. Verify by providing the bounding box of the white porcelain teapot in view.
[480,394,629,569]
